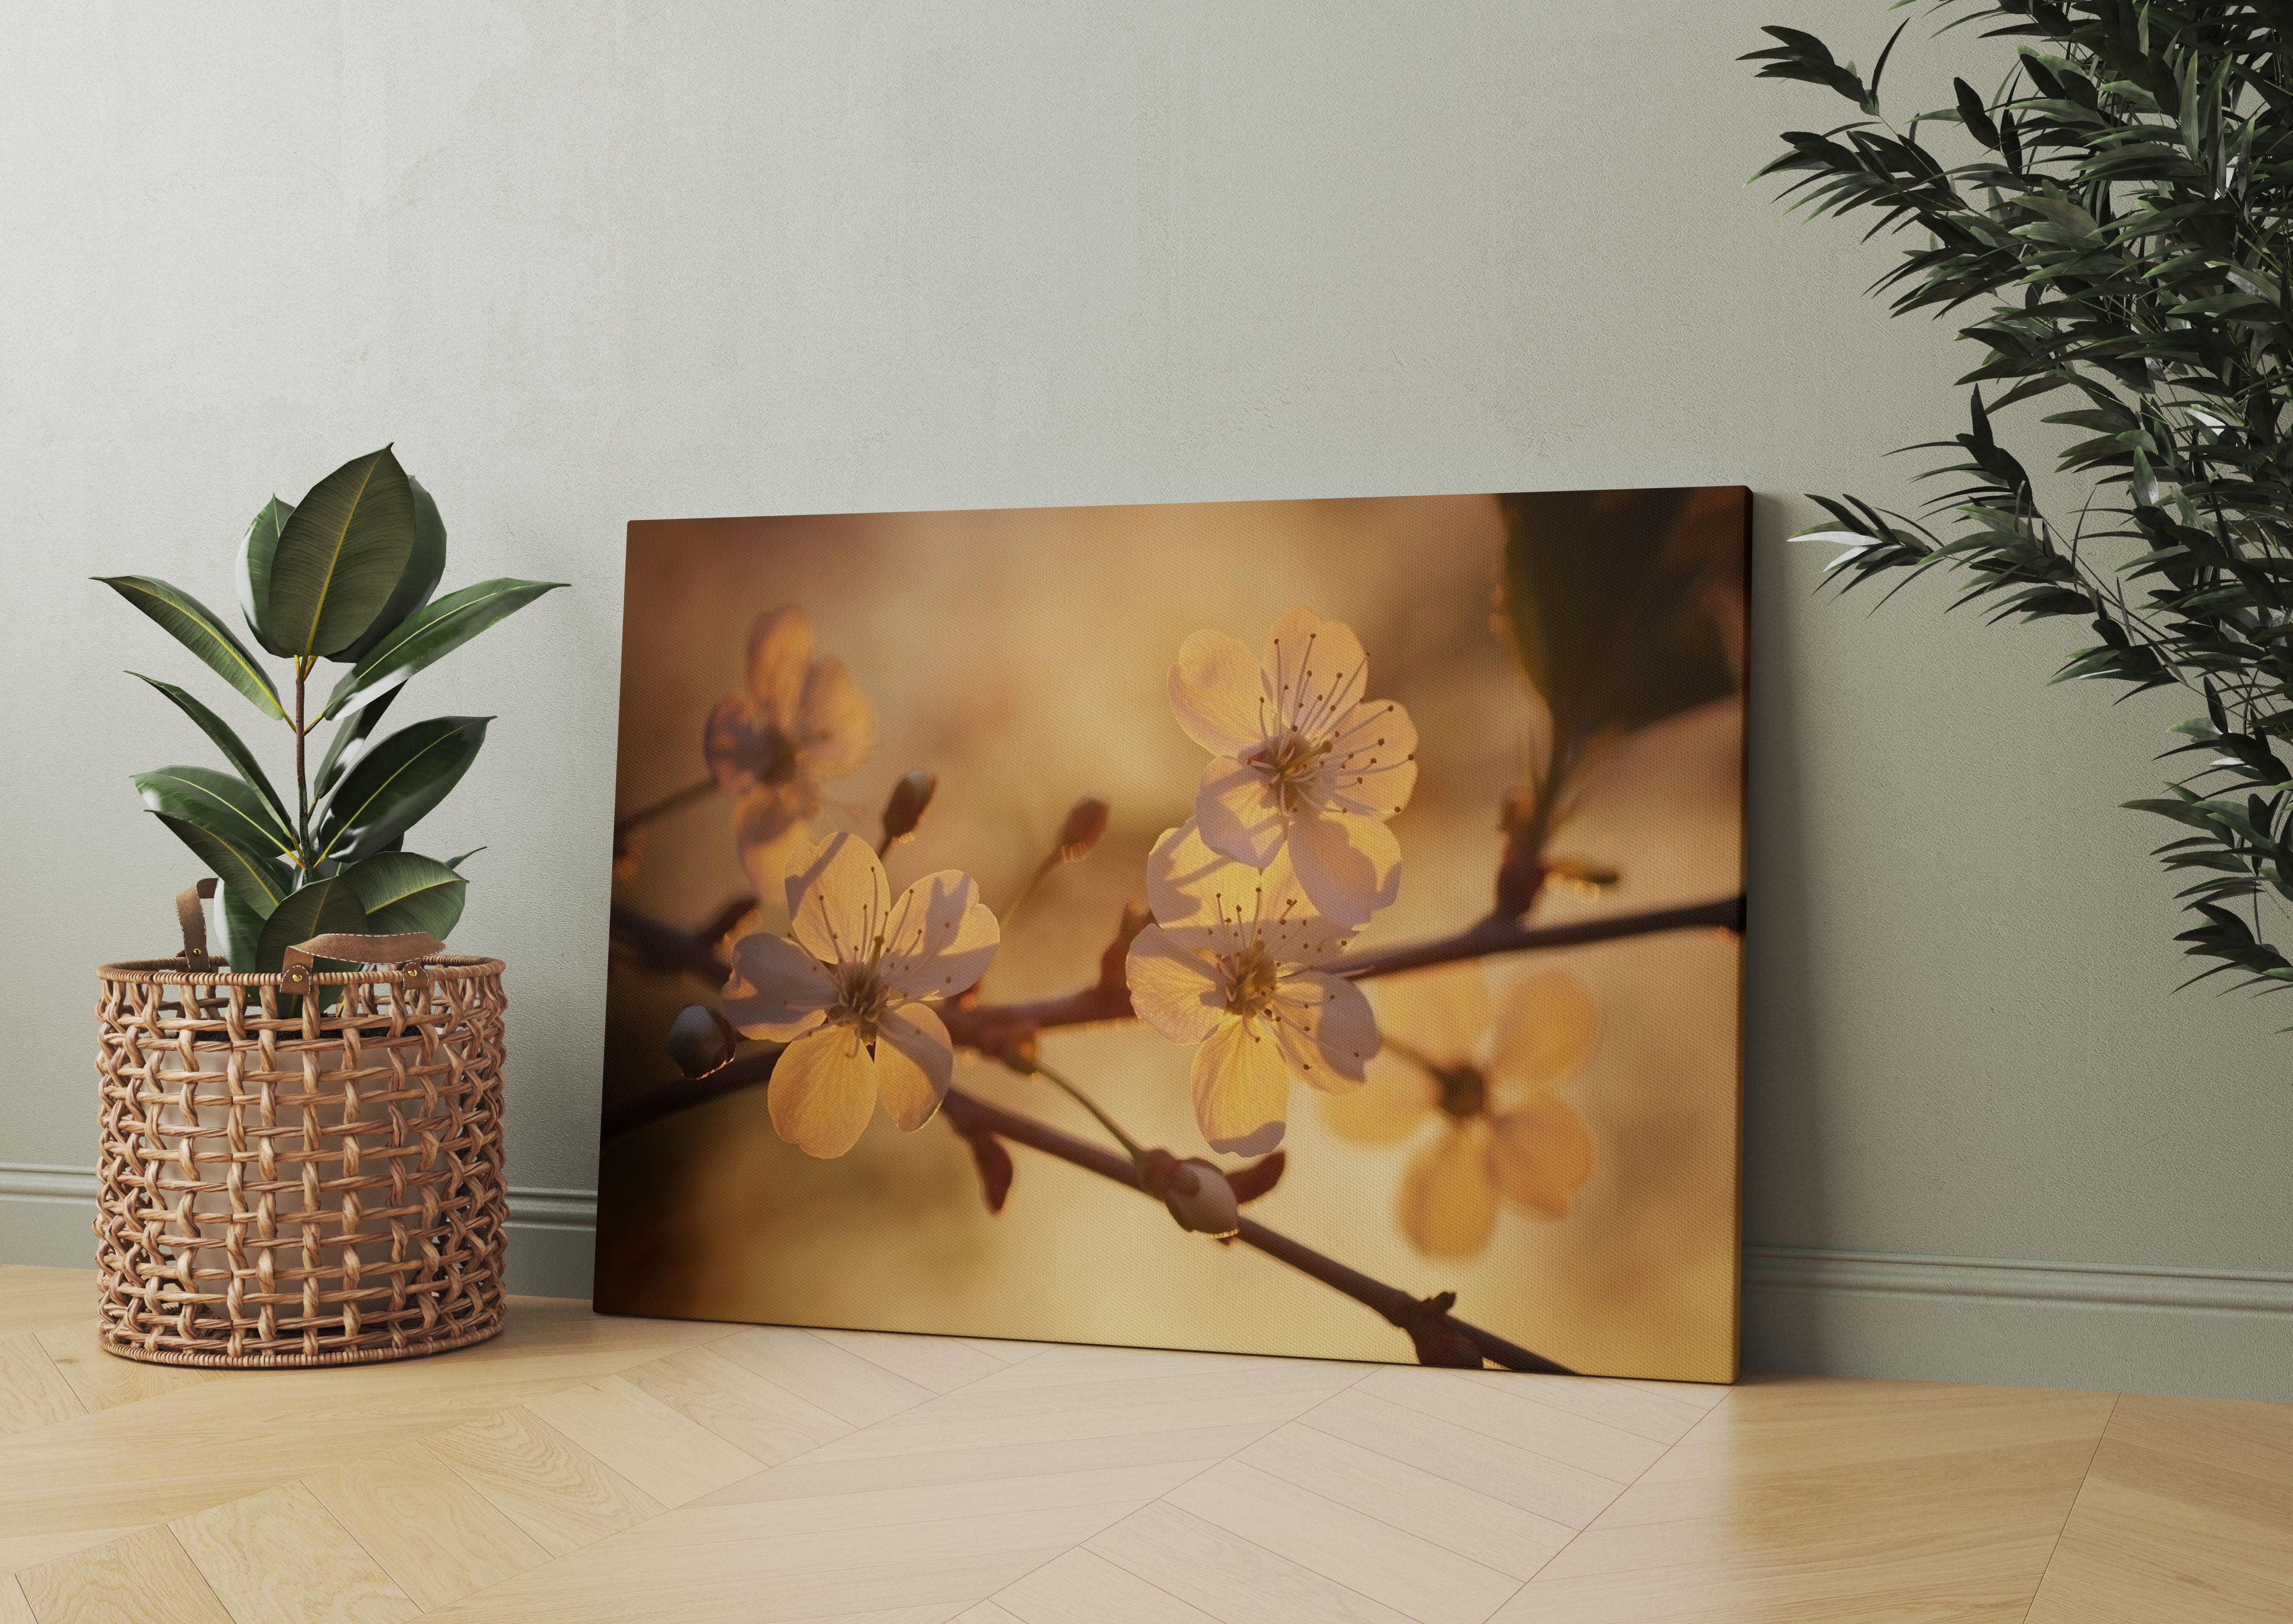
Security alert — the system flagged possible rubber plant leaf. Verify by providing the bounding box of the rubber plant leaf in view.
[150,813,290,918]
[334,474,449,665]
[320,577,566,722]
[254,875,371,977]
[340,850,467,939]
[95,576,286,720]
[134,765,295,858]
[131,673,290,829]
[235,495,295,656]
[313,715,491,864]
[266,446,417,660]
[312,683,402,801]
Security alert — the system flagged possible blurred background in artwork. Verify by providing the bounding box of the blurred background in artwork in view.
[597,490,1745,1382]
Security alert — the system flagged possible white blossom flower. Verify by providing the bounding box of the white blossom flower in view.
[722,831,998,1158]
[706,606,876,897]
[1168,605,1418,928]
[1125,822,1379,1155]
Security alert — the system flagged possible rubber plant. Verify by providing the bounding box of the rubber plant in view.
[1747,3,2293,999]
[100,447,563,970]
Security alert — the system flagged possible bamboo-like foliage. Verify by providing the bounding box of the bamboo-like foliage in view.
[100,447,564,970]
[1748,2,2293,998]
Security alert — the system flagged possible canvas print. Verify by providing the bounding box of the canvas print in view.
[596,488,1748,1381]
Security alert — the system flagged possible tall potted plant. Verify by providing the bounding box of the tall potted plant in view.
[90,447,561,1368]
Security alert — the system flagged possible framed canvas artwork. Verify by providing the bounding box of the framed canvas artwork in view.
[596,488,1748,1381]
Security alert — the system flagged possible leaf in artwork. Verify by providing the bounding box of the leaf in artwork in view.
[267,446,417,660]
[319,576,566,722]
[96,576,286,719]
[131,674,290,829]
[313,715,491,863]
[340,850,467,938]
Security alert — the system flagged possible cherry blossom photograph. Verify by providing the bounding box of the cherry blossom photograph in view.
[596,489,1748,1381]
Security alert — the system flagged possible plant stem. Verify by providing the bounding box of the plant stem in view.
[294,658,310,859]
[614,777,718,840]
[1005,1054,1149,1164]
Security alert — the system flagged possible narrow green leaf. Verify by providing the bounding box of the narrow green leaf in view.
[312,683,402,800]
[268,446,417,659]
[254,876,371,976]
[235,496,295,656]
[320,577,566,722]
[134,765,295,857]
[340,850,467,938]
[444,846,484,871]
[96,576,286,720]
[131,674,290,829]
[335,474,449,665]
[150,813,290,917]
[314,716,491,863]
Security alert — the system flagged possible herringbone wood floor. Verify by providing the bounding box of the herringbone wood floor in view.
[2,1265,2286,1623]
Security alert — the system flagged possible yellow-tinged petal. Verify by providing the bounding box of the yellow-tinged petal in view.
[1489,1096,1596,1216]
[793,655,875,781]
[1321,1050,1438,1143]
[1485,971,1600,1096]
[1190,1016,1292,1156]
[1194,756,1285,868]
[768,1023,879,1158]
[784,831,891,968]
[1287,808,1400,929]
[1323,697,1419,819]
[1267,967,1379,1091]
[1262,607,1369,736]
[1170,629,1267,757]
[1125,924,1227,1044]
[722,930,836,1040]
[745,606,816,732]
[1396,1120,1499,1258]
[734,782,823,899]
[1366,965,1491,1065]
[875,1003,954,1131]
[880,871,999,999]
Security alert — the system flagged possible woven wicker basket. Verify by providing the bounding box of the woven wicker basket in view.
[92,884,509,1368]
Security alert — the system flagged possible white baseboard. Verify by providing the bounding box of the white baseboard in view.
[8,1165,2286,1398]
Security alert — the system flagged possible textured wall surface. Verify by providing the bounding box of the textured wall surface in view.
[4,2,2286,1399]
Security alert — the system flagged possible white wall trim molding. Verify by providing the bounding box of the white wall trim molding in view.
[1743,1243,2293,1317]
[0,1163,597,1233]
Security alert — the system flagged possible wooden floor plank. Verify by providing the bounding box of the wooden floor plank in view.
[1355,1368,1668,1486]
[170,1482,419,1624]
[421,1408,665,1557]
[17,1526,234,1624]
[524,1376,768,1505]
[1,1576,30,1624]
[304,1441,553,1610]
[713,1327,938,1428]
[810,1330,1011,1395]
[0,1335,84,1437]
[34,1330,212,1416]
[994,1548,1220,1624]
[1295,1388,1622,1529]
[619,1344,856,1467]
[1090,1500,1415,1624]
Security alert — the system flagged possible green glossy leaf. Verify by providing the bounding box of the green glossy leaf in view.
[320,577,566,722]
[235,496,295,656]
[254,876,371,977]
[131,674,290,829]
[134,765,294,858]
[340,850,467,938]
[150,813,290,917]
[312,683,402,800]
[335,475,449,665]
[268,446,416,660]
[96,576,285,720]
[313,715,490,863]
[217,882,267,971]
[1499,488,1746,761]
[444,846,483,871]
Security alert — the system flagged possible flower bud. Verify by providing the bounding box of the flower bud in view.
[1161,1158,1240,1239]
[665,1004,736,1078]
[881,769,938,846]
[1056,795,1111,862]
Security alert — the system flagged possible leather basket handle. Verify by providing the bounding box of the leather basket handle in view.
[281,931,447,988]
[176,880,219,971]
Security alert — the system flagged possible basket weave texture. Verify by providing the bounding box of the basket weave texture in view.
[93,955,509,1367]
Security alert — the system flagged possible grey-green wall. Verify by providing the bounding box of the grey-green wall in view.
[4,3,2285,1401]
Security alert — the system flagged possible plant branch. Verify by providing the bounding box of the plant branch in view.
[294,658,310,859]
[615,777,719,840]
